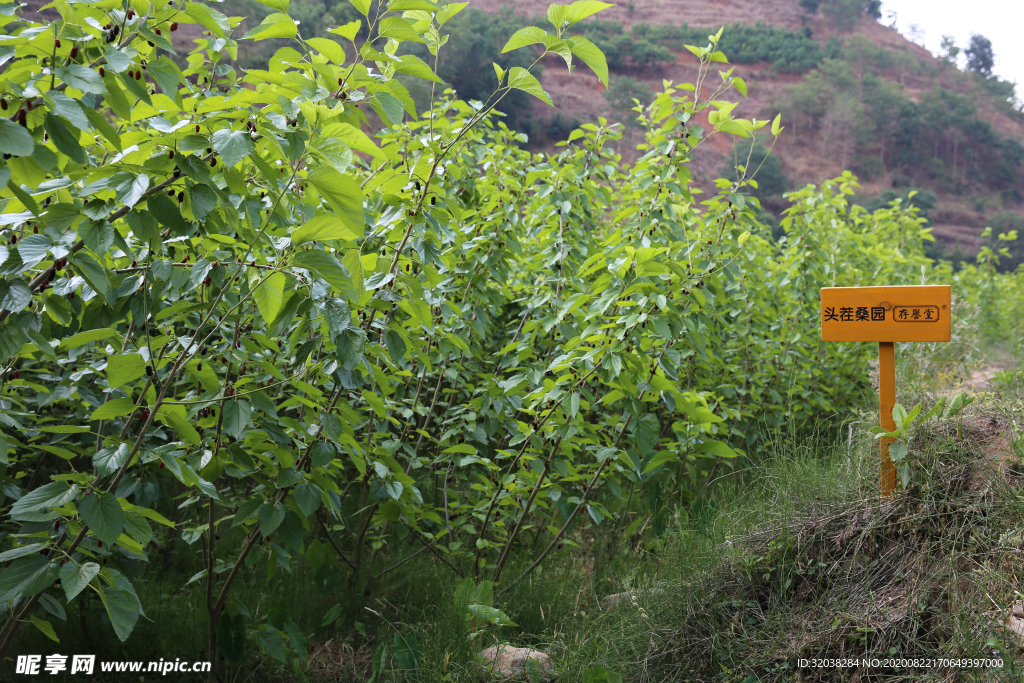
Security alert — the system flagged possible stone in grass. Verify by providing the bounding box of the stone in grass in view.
[479,644,554,680]
[1007,600,1024,647]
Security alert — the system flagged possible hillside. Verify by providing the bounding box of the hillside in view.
[469,0,1024,266]
[19,0,1021,263]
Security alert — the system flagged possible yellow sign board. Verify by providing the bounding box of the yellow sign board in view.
[820,285,951,343]
[820,284,952,499]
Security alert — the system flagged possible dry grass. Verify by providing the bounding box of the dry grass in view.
[589,411,1024,682]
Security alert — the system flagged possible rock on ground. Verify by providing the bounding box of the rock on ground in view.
[1007,600,1024,647]
[479,645,553,680]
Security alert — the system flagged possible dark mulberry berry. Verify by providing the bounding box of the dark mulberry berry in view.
[99,67,105,77]
[210,158,216,167]
[70,47,78,59]
[195,124,200,133]
[197,363,202,371]
[54,39,61,47]
[169,150,174,159]
[154,28,161,35]
[177,192,183,202]
[171,22,178,31]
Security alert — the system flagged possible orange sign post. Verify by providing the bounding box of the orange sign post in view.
[820,285,951,497]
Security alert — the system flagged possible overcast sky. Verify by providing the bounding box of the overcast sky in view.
[881,0,1024,86]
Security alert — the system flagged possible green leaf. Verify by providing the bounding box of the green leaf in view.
[284,619,308,662]
[29,615,59,643]
[566,36,608,87]
[507,67,553,107]
[394,54,441,82]
[0,544,43,562]
[103,45,133,73]
[107,353,146,389]
[309,137,353,174]
[377,16,424,43]
[892,403,907,429]
[60,327,115,350]
[0,278,31,311]
[388,0,439,9]
[321,122,385,160]
[79,219,115,255]
[148,193,189,232]
[321,603,343,626]
[79,492,125,547]
[59,561,100,602]
[0,119,35,157]
[436,2,467,25]
[44,114,84,164]
[502,27,547,53]
[258,502,286,537]
[73,251,115,304]
[256,0,288,11]
[370,91,405,127]
[566,0,614,24]
[292,250,355,298]
[212,129,254,168]
[294,481,322,517]
[47,91,89,131]
[347,0,371,15]
[219,612,247,665]
[147,57,182,96]
[185,360,220,392]
[101,72,132,120]
[100,582,140,641]
[155,404,201,444]
[695,440,739,458]
[222,400,252,440]
[305,37,344,64]
[10,482,77,520]
[243,13,297,40]
[55,65,107,95]
[185,2,230,37]
[291,215,361,245]
[307,169,364,235]
[249,271,286,324]
[233,496,263,527]
[90,398,138,421]
[771,113,782,136]
[466,603,517,626]
[329,19,362,41]
[94,443,131,477]
[258,626,289,663]
[0,555,59,602]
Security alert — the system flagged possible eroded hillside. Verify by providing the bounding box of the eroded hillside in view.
[472,0,1024,264]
